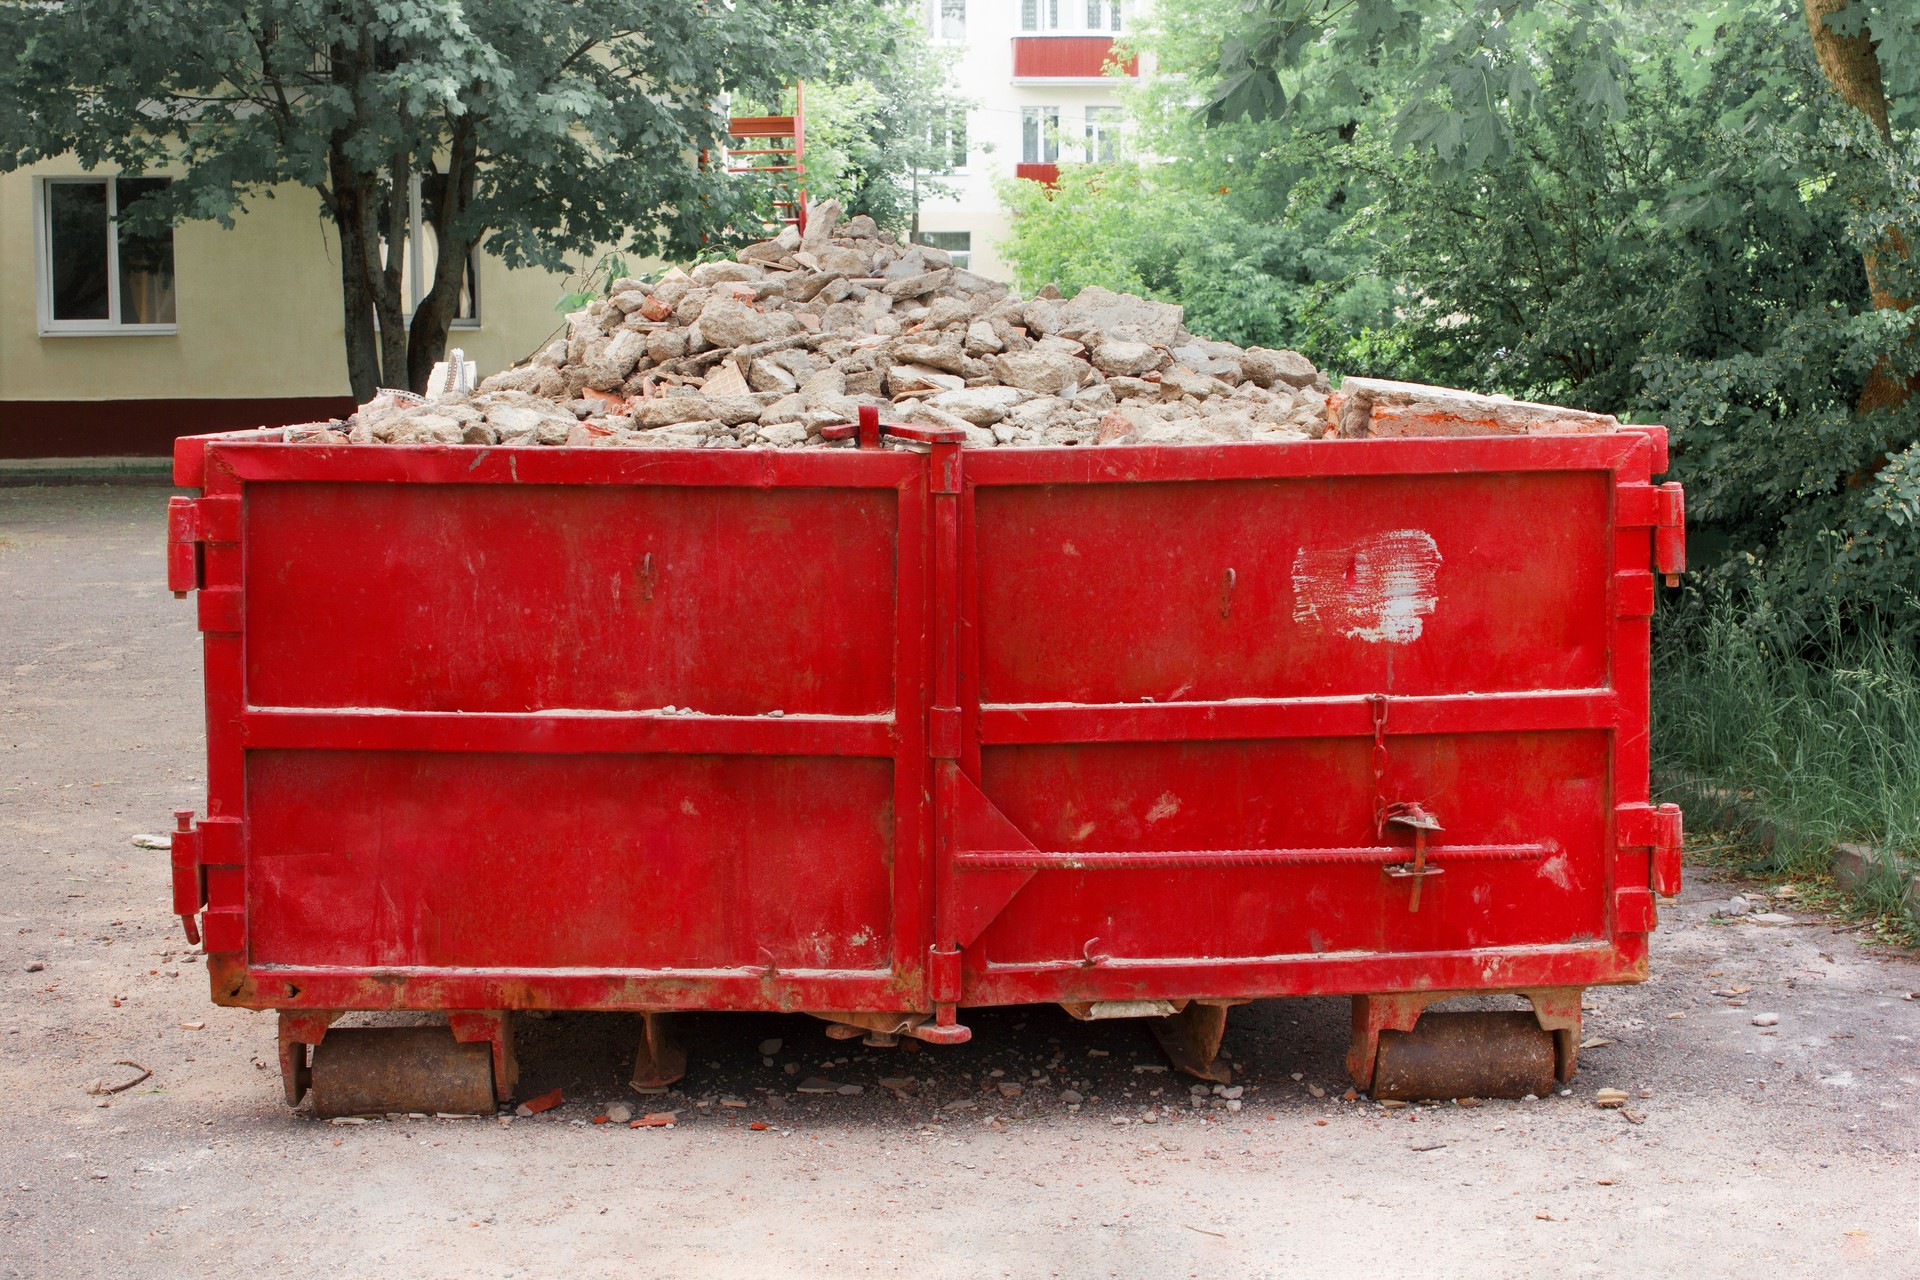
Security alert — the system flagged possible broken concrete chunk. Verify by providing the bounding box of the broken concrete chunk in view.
[1057,285,1184,345]
[964,320,1006,356]
[991,351,1091,397]
[883,269,952,300]
[1159,366,1232,400]
[928,385,1033,425]
[1335,377,1618,438]
[1091,340,1163,378]
[894,342,972,375]
[887,362,966,395]
[1242,347,1319,389]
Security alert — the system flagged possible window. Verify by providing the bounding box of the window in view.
[411,222,481,329]
[1020,0,1061,31]
[912,231,971,271]
[377,175,481,329]
[1022,0,1115,32]
[1021,107,1061,164]
[37,177,176,334]
[932,0,966,39]
[927,110,969,173]
[1085,105,1125,163]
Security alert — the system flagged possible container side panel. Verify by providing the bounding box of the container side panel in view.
[245,483,898,716]
[973,473,1608,704]
[245,750,895,970]
[974,731,1608,962]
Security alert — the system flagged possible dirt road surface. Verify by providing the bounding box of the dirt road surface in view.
[2,486,1915,1279]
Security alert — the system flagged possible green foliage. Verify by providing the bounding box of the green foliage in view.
[553,252,632,314]
[1206,0,1632,168]
[796,1,971,234]
[997,0,1920,642]
[1653,602,1920,938]
[0,0,834,394]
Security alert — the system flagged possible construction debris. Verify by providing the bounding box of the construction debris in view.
[310,198,1620,450]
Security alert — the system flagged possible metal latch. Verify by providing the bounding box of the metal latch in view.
[1382,802,1444,911]
[820,404,966,451]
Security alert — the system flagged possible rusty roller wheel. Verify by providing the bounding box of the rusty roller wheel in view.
[1370,1011,1556,1102]
[308,1026,496,1118]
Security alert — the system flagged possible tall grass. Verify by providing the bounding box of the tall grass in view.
[1652,609,1920,925]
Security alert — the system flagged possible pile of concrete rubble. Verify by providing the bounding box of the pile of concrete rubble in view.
[317,199,1618,450]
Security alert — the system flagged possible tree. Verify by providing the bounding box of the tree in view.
[1000,0,1920,636]
[1205,2,1919,399]
[1800,0,1919,412]
[793,0,971,236]
[1,0,829,400]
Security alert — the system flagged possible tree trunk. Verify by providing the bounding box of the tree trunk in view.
[1803,0,1909,415]
[373,153,411,390]
[326,153,382,403]
[1803,0,1891,141]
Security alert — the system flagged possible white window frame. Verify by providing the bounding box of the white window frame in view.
[928,0,966,41]
[1020,0,1118,34]
[1019,0,1061,32]
[1022,106,1061,165]
[912,231,972,271]
[1085,105,1125,163]
[921,109,970,176]
[33,176,178,337]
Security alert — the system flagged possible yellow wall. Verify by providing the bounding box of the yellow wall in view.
[1,159,580,402]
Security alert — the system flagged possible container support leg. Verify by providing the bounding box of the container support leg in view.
[446,1010,518,1103]
[1151,1000,1246,1084]
[629,1012,687,1091]
[277,1009,342,1106]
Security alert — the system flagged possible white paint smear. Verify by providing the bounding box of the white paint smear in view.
[1291,529,1440,644]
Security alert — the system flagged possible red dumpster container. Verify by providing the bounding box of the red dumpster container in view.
[166,416,1685,1109]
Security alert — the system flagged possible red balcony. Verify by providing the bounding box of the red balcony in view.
[1014,163,1060,186]
[1011,36,1138,80]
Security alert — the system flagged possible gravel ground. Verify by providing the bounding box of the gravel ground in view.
[2,485,1916,1280]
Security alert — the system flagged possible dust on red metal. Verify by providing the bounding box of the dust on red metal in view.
[167,417,1684,1038]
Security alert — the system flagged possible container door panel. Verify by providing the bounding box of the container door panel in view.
[973,472,1611,704]
[245,750,896,971]
[245,482,898,716]
[973,732,1609,963]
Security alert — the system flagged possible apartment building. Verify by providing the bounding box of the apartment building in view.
[912,0,1144,283]
[0,162,576,458]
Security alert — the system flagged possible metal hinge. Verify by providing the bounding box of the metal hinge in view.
[168,809,245,952]
[166,496,242,631]
[166,495,240,597]
[1618,801,1684,897]
[166,498,204,596]
[1652,483,1686,585]
[1617,482,1687,586]
[167,809,203,944]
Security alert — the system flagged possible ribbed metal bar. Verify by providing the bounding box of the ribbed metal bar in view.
[955,842,1553,871]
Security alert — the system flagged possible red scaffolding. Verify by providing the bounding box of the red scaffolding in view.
[726,82,807,232]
